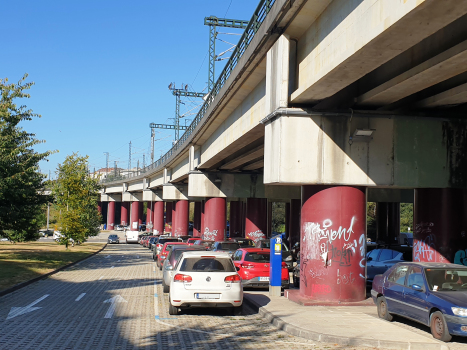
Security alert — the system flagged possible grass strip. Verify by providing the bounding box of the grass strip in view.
[0,242,105,292]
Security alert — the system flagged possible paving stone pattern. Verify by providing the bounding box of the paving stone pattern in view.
[0,241,378,349]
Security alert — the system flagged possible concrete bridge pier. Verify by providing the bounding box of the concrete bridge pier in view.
[165,202,173,234]
[193,201,202,237]
[203,197,226,241]
[120,202,129,226]
[300,186,366,302]
[229,200,244,238]
[130,201,140,231]
[173,200,189,236]
[414,188,467,265]
[146,202,153,232]
[152,201,164,235]
[107,201,115,231]
[245,198,267,244]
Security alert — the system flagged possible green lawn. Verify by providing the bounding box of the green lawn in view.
[0,242,105,292]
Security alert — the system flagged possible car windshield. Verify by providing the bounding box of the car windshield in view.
[159,238,179,244]
[218,243,240,250]
[245,252,270,263]
[180,257,236,272]
[425,268,467,291]
[109,235,117,238]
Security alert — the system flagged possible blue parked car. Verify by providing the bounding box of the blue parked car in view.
[372,262,467,342]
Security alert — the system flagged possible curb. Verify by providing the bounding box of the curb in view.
[0,243,108,298]
[242,294,450,350]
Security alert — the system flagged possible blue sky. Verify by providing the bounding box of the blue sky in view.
[1,0,258,178]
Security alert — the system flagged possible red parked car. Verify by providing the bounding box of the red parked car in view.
[143,236,156,248]
[186,237,199,245]
[157,242,187,270]
[232,248,290,289]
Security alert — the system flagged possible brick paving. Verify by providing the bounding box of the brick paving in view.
[0,240,378,350]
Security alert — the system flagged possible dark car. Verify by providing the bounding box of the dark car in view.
[255,239,293,270]
[148,236,158,250]
[372,262,467,342]
[211,241,241,257]
[108,234,119,244]
[366,248,412,283]
[230,238,255,248]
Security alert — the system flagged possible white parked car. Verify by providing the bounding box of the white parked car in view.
[168,251,243,316]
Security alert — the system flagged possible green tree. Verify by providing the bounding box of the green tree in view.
[400,203,413,232]
[0,74,53,242]
[52,153,101,248]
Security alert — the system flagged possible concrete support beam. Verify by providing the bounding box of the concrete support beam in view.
[107,194,122,202]
[219,145,263,170]
[163,184,188,201]
[242,159,264,171]
[122,192,142,202]
[411,82,467,108]
[142,189,163,202]
[291,0,467,104]
[357,40,467,106]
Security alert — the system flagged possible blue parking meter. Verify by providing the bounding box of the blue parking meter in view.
[270,233,284,296]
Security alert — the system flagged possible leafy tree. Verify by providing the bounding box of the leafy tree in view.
[0,74,53,242]
[52,153,101,248]
[400,203,413,232]
[367,202,377,241]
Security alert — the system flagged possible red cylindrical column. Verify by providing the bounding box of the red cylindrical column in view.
[107,201,115,230]
[193,202,202,237]
[300,186,366,302]
[121,202,129,226]
[146,202,153,232]
[173,200,189,236]
[153,201,164,235]
[171,202,177,237]
[203,197,226,241]
[165,202,173,234]
[289,199,301,248]
[245,198,267,244]
[229,201,243,238]
[130,201,140,231]
[414,188,467,264]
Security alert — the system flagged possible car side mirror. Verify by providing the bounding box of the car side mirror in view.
[166,265,173,271]
[412,284,423,292]
[367,257,373,262]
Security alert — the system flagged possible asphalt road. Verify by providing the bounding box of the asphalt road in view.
[0,238,365,350]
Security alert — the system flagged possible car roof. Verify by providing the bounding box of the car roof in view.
[239,248,270,253]
[171,245,204,251]
[216,241,238,244]
[396,261,465,269]
[180,251,231,258]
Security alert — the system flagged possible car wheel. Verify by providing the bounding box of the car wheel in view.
[293,276,300,288]
[377,296,393,321]
[232,304,243,316]
[430,311,452,342]
[163,284,169,293]
[168,300,179,315]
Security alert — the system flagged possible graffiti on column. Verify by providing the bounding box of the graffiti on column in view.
[453,231,467,265]
[246,230,265,244]
[301,216,365,289]
[413,222,449,262]
[203,227,219,241]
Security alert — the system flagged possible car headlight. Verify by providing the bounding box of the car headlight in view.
[285,255,293,261]
[452,307,467,317]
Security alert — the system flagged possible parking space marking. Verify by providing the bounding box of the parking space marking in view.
[75,293,86,301]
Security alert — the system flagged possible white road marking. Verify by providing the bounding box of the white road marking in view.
[75,293,86,301]
[103,295,127,318]
[111,266,115,269]
[99,276,104,280]
[105,255,111,258]
[6,294,49,320]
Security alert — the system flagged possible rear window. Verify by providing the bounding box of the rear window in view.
[237,239,255,247]
[180,257,236,272]
[259,241,271,248]
[245,252,270,263]
[159,238,179,244]
[219,243,240,250]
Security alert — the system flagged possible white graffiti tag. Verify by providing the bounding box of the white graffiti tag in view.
[203,227,219,241]
[247,230,265,244]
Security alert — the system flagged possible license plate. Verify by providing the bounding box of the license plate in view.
[259,277,269,282]
[196,293,220,299]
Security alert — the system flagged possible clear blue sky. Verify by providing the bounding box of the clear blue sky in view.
[2,0,259,178]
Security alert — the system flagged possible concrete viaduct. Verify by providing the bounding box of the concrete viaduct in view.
[99,0,467,302]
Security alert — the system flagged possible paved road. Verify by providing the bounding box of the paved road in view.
[0,241,378,350]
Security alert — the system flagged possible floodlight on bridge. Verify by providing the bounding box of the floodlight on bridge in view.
[350,128,375,142]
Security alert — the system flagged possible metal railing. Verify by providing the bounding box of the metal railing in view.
[102,0,275,184]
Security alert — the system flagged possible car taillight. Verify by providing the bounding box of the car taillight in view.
[173,274,192,282]
[241,263,255,269]
[224,274,241,283]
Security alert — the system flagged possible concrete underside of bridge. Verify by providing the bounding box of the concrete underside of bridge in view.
[100,0,467,302]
